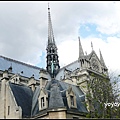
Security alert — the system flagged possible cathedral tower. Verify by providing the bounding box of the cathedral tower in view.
[46,4,60,78]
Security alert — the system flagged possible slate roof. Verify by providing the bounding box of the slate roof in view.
[31,86,40,116]
[1,55,88,117]
[58,80,88,113]
[31,79,88,117]
[9,82,33,118]
[48,80,64,109]
[56,60,80,80]
[0,55,41,80]
[8,74,88,118]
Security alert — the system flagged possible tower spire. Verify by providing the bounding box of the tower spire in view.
[48,3,55,44]
[99,49,106,67]
[46,4,60,78]
[78,36,84,59]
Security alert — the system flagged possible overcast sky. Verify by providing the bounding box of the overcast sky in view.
[0,1,120,76]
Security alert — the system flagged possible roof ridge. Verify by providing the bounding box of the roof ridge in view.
[0,55,43,70]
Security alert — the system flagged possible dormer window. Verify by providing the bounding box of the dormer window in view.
[66,86,77,108]
[10,74,20,84]
[39,95,48,110]
[38,88,48,111]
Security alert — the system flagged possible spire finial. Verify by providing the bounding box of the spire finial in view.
[91,41,93,50]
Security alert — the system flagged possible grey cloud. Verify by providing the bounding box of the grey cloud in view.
[0,1,117,67]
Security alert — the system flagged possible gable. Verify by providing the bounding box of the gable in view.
[39,88,48,97]
[89,51,100,63]
[88,51,102,72]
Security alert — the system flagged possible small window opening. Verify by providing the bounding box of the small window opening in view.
[70,96,74,106]
[41,97,45,108]
[8,106,10,115]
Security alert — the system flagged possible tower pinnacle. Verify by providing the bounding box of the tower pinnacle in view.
[99,49,106,67]
[78,36,84,59]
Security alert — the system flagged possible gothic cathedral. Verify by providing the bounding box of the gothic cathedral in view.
[0,4,112,119]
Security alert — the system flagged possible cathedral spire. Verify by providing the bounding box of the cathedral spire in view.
[78,36,84,59]
[46,4,60,78]
[48,3,55,45]
[99,49,106,67]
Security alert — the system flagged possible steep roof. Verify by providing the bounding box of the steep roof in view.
[9,75,88,118]
[31,86,40,116]
[48,80,64,109]
[58,80,88,113]
[31,79,88,117]
[9,82,33,118]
